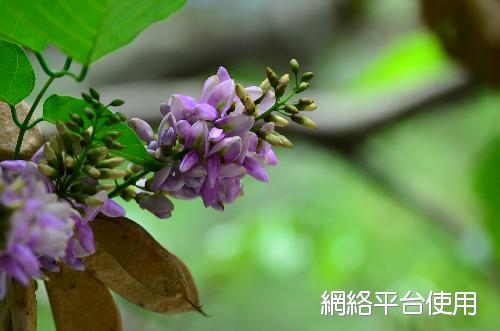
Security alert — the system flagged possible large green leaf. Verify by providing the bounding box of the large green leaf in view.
[0,38,35,105]
[0,0,47,51]
[43,95,164,169]
[6,0,186,64]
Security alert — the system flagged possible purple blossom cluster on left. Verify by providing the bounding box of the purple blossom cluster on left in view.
[0,160,125,298]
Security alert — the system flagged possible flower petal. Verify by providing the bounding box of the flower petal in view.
[243,156,269,182]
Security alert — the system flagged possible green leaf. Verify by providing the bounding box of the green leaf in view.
[475,136,500,263]
[0,0,47,51]
[6,0,187,64]
[43,95,164,169]
[0,38,35,105]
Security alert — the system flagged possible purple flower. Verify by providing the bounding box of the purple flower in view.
[0,161,77,298]
[130,67,279,216]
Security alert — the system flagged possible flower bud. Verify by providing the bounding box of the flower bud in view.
[235,83,247,102]
[301,72,314,82]
[298,97,314,106]
[99,169,128,179]
[43,143,57,163]
[88,147,108,162]
[120,186,137,201]
[64,154,75,169]
[96,157,125,168]
[110,141,124,150]
[84,108,94,120]
[279,74,290,86]
[303,103,317,112]
[130,164,144,173]
[129,118,154,143]
[89,87,100,100]
[70,113,84,126]
[265,114,289,127]
[292,115,317,129]
[96,184,115,192]
[284,104,299,114]
[84,195,104,207]
[38,164,58,179]
[296,82,310,93]
[290,59,300,74]
[56,121,69,136]
[49,135,63,154]
[275,84,286,98]
[244,96,256,115]
[260,78,272,93]
[65,120,80,132]
[266,67,280,88]
[81,93,94,104]
[83,165,101,179]
[110,99,125,107]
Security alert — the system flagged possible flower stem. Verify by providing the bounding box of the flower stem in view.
[13,76,55,159]
[109,169,150,198]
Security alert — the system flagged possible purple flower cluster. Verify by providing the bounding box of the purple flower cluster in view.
[0,161,75,298]
[130,67,278,216]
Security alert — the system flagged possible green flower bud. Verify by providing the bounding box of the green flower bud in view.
[65,120,80,132]
[96,157,125,168]
[296,82,310,93]
[235,83,247,102]
[43,143,57,163]
[290,59,300,74]
[244,96,256,115]
[265,114,289,127]
[89,87,100,100]
[120,186,137,201]
[81,93,94,104]
[56,121,69,136]
[96,184,116,192]
[99,168,128,179]
[292,115,317,129]
[298,97,314,106]
[49,135,63,154]
[284,104,299,114]
[88,147,108,162]
[301,72,314,82]
[106,131,122,139]
[275,84,286,98]
[110,99,125,107]
[70,113,84,126]
[279,74,290,86]
[84,195,104,207]
[266,67,280,88]
[83,165,101,179]
[303,103,317,112]
[130,164,144,173]
[260,78,272,93]
[110,141,124,150]
[64,154,75,169]
[84,108,94,120]
[38,164,58,179]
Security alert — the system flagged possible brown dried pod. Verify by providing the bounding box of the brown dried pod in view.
[44,265,123,331]
[85,215,202,314]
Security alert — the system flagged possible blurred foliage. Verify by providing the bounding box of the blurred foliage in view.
[475,135,500,264]
[34,0,500,330]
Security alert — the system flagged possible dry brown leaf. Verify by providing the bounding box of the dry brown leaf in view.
[85,215,202,314]
[45,265,123,331]
[0,279,36,331]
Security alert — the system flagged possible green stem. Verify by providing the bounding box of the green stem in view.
[35,53,88,81]
[109,169,150,198]
[13,76,55,159]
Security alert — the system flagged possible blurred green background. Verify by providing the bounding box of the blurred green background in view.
[33,0,500,330]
